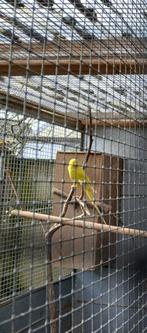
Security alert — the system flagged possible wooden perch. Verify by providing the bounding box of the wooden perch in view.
[10,209,147,238]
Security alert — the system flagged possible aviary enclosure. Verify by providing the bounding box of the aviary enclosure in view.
[0,0,147,332]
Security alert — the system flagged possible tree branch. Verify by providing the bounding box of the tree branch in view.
[60,186,75,218]
[32,214,58,333]
[53,187,111,213]
[82,106,93,168]
[45,231,58,333]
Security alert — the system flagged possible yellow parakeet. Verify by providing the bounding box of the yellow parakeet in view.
[68,158,106,224]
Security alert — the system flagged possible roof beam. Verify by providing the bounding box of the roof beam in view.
[0,91,146,128]
[0,58,146,76]
[0,91,84,131]
[81,118,147,127]
[0,38,146,76]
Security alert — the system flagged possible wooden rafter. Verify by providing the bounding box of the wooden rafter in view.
[0,91,84,131]
[0,58,146,76]
[0,91,146,128]
[0,38,147,76]
[81,118,147,127]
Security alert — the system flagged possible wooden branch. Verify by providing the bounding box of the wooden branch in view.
[0,58,146,76]
[82,106,93,168]
[75,196,90,216]
[60,186,75,217]
[37,218,59,333]
[32,220,58,333]
[44,232,57,333]
[53,186,89,214]
[10,210,147,238]
[53,187,111,213]
[53,188,69,200]
[80,106,106,223]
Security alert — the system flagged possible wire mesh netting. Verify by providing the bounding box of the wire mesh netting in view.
[0,0,147,332]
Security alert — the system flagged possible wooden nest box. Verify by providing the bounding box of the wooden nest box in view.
[52,152,123,269]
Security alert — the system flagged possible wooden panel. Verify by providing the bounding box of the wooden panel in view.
[52,152,123,269]
[95,155,123,265]
[52,225,97,269]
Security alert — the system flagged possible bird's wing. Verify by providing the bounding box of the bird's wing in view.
[76,166,87,182]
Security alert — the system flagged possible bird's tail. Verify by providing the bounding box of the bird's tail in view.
[86,183,107,224]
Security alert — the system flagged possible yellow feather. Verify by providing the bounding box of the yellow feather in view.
[68,159,106,224]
